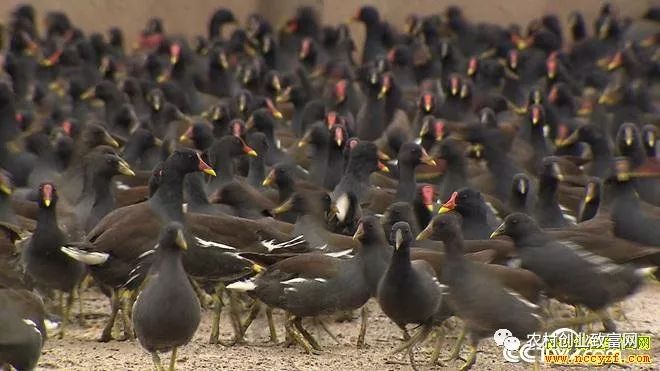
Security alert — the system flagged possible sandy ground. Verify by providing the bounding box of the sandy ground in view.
[36,283,659,371]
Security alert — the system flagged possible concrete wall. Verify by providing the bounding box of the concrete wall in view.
[0,0,653,46]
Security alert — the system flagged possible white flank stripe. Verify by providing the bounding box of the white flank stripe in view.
[325,249,353,258]
[260,235,306,252]
[281,277,309,285]
[506,289,540,310]
[195,237,237,250]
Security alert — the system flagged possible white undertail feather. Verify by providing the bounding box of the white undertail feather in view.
[336,193,350,222]
[226,280,257,292]
[60,246,109,265]
[44,319,60,332]
[636,266,657,278]
[21,319,42,336]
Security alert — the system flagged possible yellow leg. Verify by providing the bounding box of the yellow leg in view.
[209,285,224,344]
[357,306,368,348]
[266,307,278,344]
[151,352,164,371]
[294,317,322,351]
[168,347,177,371]
[443,325,466,362]
[99,290,119,342]
[458,345,477,371]
[120,289,134,340]
[285,315,320,355]
[430,326,446,365]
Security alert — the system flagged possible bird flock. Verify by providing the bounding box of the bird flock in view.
[0,2,659,371]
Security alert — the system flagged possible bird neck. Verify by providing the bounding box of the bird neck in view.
[185,176,211,208]
[247,156,266,188]
[395,161,417,202]
[390,245,411,270]
[157,248,187,281]
[310,141,330,181]
[538,177,559,202]
[150,172,185,222]
[0,195,15,224]
[345,158,374,181]
[510,192,529,213]
[36,204,59,234]
[443,235,466,259]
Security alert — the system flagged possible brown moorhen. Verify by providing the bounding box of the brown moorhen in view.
[430,212,542,371]
[492,212,652,331]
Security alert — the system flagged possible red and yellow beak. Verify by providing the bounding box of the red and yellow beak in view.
[531,106,541,125]
[378,161,390,173]
[42,184,53,208]
[467,57,478,77]
[179,126,193,142]
[170,43,181,64]
[262,169,276,187]
[420,148,436,166]
[438,191,458,214]
[196,152,216,176]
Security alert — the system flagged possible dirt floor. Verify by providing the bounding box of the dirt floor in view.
[37,283,659,371]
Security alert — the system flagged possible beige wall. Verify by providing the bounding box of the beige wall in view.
[0,0,653,46]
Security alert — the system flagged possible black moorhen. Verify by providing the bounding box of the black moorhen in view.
[133,222,200,371]
[377,222,446,367]
[21,183,85,338]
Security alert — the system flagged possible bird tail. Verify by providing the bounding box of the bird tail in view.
[60,245,109,265]
[226,279,257,292]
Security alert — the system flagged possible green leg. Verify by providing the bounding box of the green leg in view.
[240,300,262,341]
[119,289,134,341]
[151,352,164,371]
[209,285,224,344]
[357,306,368,348]
[286,315,319,355]
[266,307,278,344]
[458,344,477,371]
[598,309,616,332]
[397,324,410,341]
[99,289,119,342]
[227,291,243,343]
[443,325,466,362]
[168,347,177,371]
[77,283,86,326]
[294,317,322,351]
[430,326,446,365]
[58,292,66,339]
[317,318,340,345]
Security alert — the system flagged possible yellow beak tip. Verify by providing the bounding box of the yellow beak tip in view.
[203,169,217,177]
[247,150,258,157]
[438,206,454,214]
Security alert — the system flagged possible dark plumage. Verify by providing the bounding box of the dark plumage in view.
[492,212,649,330]
[133,222,200,370]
